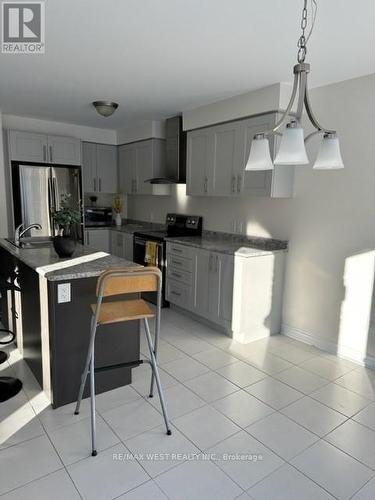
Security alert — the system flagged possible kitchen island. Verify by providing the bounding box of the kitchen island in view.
[0,239,141,408]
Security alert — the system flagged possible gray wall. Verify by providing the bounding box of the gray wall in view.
[128,73,375,363]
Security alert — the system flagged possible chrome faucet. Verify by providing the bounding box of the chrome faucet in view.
[15,223,42,244]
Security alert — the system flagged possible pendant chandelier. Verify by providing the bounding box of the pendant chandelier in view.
[246,0,344,171]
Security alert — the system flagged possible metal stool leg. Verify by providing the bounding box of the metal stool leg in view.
[144,318,171,435]
[75,315,97,415]
[89,342,97,456]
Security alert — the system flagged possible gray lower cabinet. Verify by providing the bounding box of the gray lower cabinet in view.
[84,229,110,253]
[119,139,166,195]
[110,231,134,261]
[166,243,234,331]
[166,241,285,341]
[82,142,117,194]
[186,112,294,198]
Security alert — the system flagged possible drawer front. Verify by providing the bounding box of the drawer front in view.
[166,279,193,309]
[167,254,193,273]
[167,242,195,260]
[167,266,192,286]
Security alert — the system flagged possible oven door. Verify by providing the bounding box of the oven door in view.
[133,237,168,307]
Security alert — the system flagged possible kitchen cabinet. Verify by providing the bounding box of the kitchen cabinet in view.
[166,241,285,340]
[119,139,166,195]
[82,142,117,194]
[8,130,81,165]
[166,243,233,331]
[84,229,110,253]
[186,112,294,198]
[110,231,134,261]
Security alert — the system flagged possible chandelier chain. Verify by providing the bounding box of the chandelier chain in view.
[297,0,317,64]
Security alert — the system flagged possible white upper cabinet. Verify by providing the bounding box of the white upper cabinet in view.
[118,139,166,195]
[82,142,117,194]
[186,112,294,198]
[9,130,81,165]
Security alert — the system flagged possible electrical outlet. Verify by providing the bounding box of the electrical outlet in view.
[57,283,71,303]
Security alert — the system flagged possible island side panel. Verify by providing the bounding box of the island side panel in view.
[48,277,140,408]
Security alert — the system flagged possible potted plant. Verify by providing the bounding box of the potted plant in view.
[52,194,81,258]
[113,194,123,226]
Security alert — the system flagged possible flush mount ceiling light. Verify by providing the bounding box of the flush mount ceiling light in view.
[246,0,344,171]
[92,100,119,117]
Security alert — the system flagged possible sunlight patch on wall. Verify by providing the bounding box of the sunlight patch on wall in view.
[175,183,188,211]
[337,251,375,361]
[245,220,271,238]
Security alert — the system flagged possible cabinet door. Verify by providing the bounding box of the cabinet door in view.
[119,144,136,194]
[85,229,110,252]
[110,231,124,257]
[211,122,241,196]
[135,141,152,195]
[97,144,118,193]
[82,142,97,193]
[9,131,48,163]
[123,233,134,261]
[193,248,210,315]
[239,116,275,197]
[216,253,234,323]
[48,136,81,165]
[186,130,211,196]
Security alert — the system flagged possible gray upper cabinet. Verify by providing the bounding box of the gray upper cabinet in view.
[186,129,212,196]
[47,135,81,165]
[8,130,81,165]
[82,142,117,194]
[186,112,294,198]
[119,139,166,195]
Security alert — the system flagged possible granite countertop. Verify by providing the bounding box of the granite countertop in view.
[85,219,165,234]
[166,232,288,257]
[0,239,139,282]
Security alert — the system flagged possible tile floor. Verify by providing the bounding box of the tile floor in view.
[1,308,375,499]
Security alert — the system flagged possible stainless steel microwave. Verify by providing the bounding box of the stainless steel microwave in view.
[84,207,112,227]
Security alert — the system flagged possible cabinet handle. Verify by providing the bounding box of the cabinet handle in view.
[98,178,102,192]
[93,178,96,191]
[43,145,47,162]
[209,254,213,272]
[172,247,183,253]
[172,258,183,266]
[86,232,90,245]
[49,146,53,163]
[232,175,236,193]
[171,290,182,297]
[171,272,182,279]
[237,174,242,193]
[134,179,137,193]
[203,176,208,193]
[215,255,219,272]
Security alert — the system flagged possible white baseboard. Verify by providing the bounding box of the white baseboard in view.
[281,323,375,369]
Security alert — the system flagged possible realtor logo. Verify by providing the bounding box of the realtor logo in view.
[2,1,45,53]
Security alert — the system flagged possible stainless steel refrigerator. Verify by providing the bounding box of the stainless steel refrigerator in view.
[12,164,83,240]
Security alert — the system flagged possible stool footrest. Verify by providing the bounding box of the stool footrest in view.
[93,359,143,374]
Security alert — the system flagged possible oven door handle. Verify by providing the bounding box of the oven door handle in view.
[134,238,163,247]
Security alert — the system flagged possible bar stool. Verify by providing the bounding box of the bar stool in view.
[74,266,171,456]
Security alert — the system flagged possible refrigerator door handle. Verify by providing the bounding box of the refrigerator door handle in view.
[53,177,59,211]
[49,146,53,163]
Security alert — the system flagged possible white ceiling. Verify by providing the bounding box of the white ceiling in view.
[0,0,374,130]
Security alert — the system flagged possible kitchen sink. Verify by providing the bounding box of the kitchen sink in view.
[6,237,54,249]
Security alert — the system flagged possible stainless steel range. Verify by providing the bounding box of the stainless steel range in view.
[133,213,202,306]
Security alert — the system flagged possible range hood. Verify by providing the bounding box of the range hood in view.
[146,116,186,184]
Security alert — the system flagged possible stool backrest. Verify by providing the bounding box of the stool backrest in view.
[96,266,161,298]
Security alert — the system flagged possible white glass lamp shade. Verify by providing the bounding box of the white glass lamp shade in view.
[274,123,309,165]
[245,136,274,171]
[313,134,344,169]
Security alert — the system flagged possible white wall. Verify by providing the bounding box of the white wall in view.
[183,83,284,130]
[2,114,117,144]
[117,120,165,144]
[128,73,375,363]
